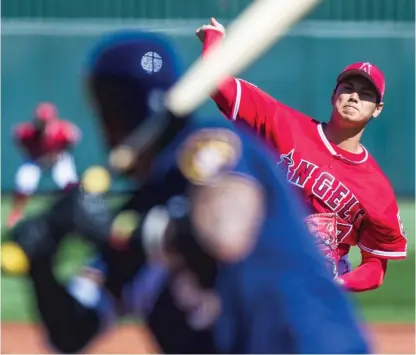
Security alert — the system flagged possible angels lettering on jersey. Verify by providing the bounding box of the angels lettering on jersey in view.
[278,148,363,244]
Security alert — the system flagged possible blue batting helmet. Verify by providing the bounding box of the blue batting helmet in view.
[86,30,184,150]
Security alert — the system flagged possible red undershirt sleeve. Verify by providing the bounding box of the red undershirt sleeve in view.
[340,253,387,292]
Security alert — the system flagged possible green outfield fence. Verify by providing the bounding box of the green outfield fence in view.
[1,0,415,195]
[2,0,415,21]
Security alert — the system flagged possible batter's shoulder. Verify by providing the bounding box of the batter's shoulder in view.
[176,123,243,185]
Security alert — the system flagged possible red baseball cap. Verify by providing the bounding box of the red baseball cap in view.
[336,62,385,101]
[34,102,57,122]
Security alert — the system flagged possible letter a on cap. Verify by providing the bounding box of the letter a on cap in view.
[359,62,372,74]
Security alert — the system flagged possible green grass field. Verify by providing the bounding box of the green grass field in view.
[1,195,415,323]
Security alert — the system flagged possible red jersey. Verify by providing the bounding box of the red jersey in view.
[210,76,407,261]
[14,119,81,163]
[201,29,407,261]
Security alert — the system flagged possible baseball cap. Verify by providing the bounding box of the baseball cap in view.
[336,62,385,101]
[34,102,57,122]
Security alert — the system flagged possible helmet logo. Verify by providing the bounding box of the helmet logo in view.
[141,52,163,74]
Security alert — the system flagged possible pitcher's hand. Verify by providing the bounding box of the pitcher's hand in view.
[196,17,225,43]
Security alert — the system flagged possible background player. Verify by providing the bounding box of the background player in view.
[2,30,369,354]
[7,102,81,228]
[196,17,407,292]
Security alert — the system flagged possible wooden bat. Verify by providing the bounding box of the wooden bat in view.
[109,0,323,171]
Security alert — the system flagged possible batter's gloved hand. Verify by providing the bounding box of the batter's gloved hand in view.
[304,213,340,279]
[1,187,81,275]
[1,166,114,275]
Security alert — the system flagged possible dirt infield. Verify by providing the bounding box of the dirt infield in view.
[1,323,415,354]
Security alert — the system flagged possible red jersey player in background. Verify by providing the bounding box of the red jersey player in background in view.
[7,102,81,228]
[196,18,407,292]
